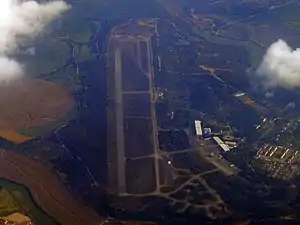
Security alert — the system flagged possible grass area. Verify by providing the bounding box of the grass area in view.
[0,188,20,217]
[14,36,70,77]
[0,179,58,225]
[199,30,265,67]
[45,66,83,92]
[64,19,92,43]
[77,45,94,62]
[18,104,77,138]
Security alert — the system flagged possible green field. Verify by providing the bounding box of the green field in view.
[0,188,20,217]
[0,179,59,225]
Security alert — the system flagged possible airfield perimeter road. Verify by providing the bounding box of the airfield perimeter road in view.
[114,46,126,193]
[0,149,103,225]
[113,38,160,193]
[108,19,161,195]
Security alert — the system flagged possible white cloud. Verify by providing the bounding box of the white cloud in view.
[265,91,274,98]
[24,47,36,55]
[284,101,296,111]
[256,39,300,89]
[0,57,23,82]
[0,0,70,82]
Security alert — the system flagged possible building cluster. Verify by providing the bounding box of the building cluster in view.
[194,120,237,152]
[254,144,300,180]
[212,136,230,152]
[193,120,240,176]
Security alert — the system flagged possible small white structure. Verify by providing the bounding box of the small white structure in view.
[234,92,245,97]
[213,136,230,152]
[224,141,237,149]
[203,127,212,134]
[194,120,203,136]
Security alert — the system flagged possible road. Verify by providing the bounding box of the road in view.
[111,30,161,194]
[147,35,161,193]
[114,44,126,194]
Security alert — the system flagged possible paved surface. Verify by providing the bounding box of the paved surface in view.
[108,19,160,195]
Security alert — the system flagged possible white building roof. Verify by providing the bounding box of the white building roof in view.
[213,136,230,152]
[234,92,245,97]
[213,136,223,145]
[220,143,230,152]
[194,120,203,136]
[204,127,212,133]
